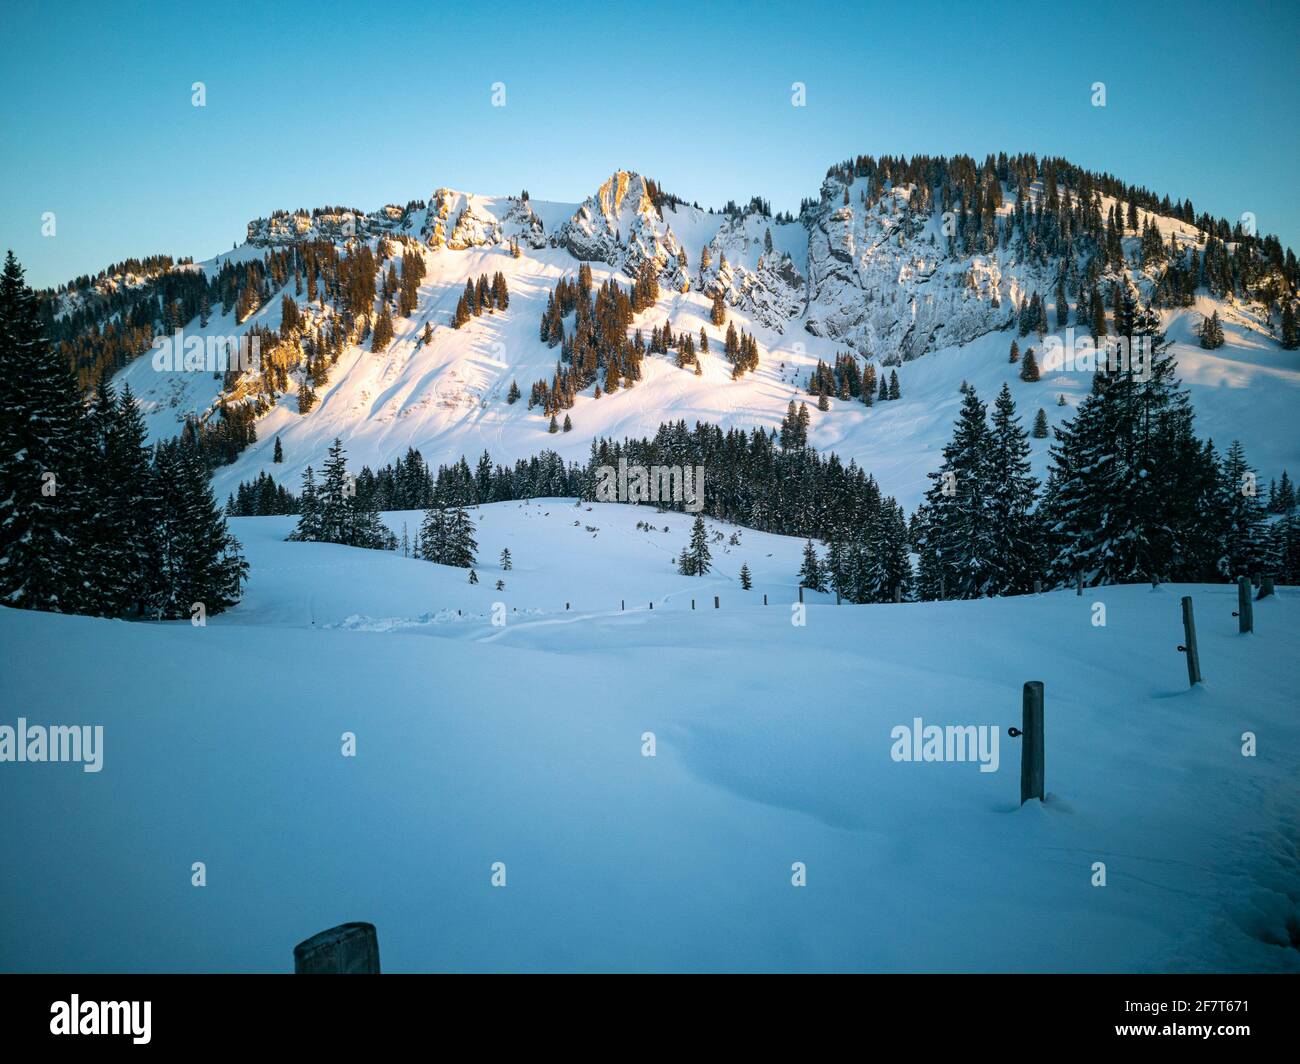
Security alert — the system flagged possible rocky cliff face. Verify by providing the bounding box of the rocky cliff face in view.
[241,165,1221,365]
[247,203,424,246]
[554,171,689,289]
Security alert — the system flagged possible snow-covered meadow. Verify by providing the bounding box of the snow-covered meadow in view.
[2,501,1297,972]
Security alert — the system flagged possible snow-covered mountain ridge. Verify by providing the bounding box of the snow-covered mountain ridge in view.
[79,155,1299,510]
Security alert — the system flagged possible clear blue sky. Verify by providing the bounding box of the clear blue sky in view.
[2,0,1297,289]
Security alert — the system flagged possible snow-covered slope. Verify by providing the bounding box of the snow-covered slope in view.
[3,501,1298,972]
[105,169,1300,513]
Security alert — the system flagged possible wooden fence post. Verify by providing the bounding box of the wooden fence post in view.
[1020,682,1044,804]
[714,596,719,609]
[621,599,624,611]
[649,602,653,610]
[1258,575,1275,600]
[1178,596,1202,686]
[691,599,695,610]
[1234,576,1253,634]
[1008,681,1045,805]
[763,594,767,606]
[798,585,804,603]
[294,922,380,974]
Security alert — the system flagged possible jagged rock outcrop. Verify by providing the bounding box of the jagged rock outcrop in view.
[555,172,686,287]
[423,189,502,250]
[247,203,422,246]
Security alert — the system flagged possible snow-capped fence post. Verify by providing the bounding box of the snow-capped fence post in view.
[1233,577,1253,634]
[649,601,653,610]
[1258,576,1275,600]
[1178,596,1203,686]
[1007,681,1045,805]
[293,922,380,974]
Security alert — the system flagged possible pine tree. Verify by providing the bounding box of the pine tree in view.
[986,384,1040,594]
[273,436,283,463]
[915,388,997,599]
[1032,408,1049,438]
[291,466,323,541]
[468,568,478,584]
[686,514,712,575]
[1281,301,1298,350]
[739,562,752,590]
[317,438,352,544]
[798,539,825,592]
[417,505,448,563]
[500,547,512,570]
[1009,340,1020,363]
[445,507,478,568]
[1042,296,1215,586]
[1019,348,1040,381]
[506,380,520,405]
[152,443,247,619]
[888,370,900,399]
[1216,440,1266,578]
[1199,310,1225,349]
[0,251,91,612]
[711,289,728,327]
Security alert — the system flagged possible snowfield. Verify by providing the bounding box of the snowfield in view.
[2,501,1298,972]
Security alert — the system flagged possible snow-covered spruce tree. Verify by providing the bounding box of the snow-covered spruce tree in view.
[443,507,478,568]
[290,466,323,541]
[1032,408,1049,438]
[686,514,712,576]
[864,502,913,602]
[0,251,90,612]
[1041,295,1218,587]
[1265,505,1300,584]
[798,539,825,592]
[151,442,247,619]
[1019,348,1040,382]
[915,388,997,600]
[500,547,512,570]
[1216,440,1267,579]
[986,384,1042,595]
[86,378,159,617]
[1281,301,1298,351]
[1198,310,1225,350]
[317,438,352,544]
[417,505,448,563]
[739,562,752,590]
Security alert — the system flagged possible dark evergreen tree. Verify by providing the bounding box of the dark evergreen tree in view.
[798,539,825,592]
[0,251,89,612]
